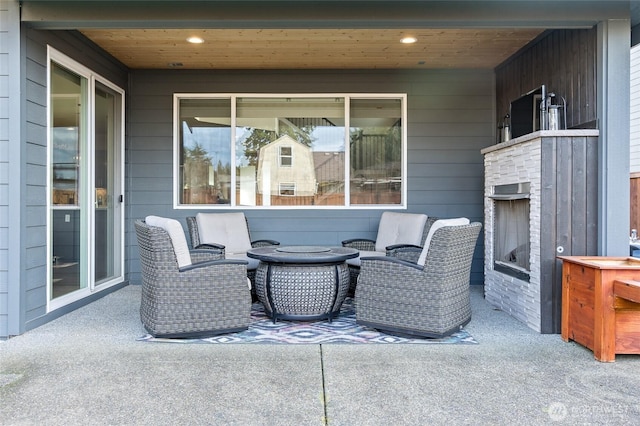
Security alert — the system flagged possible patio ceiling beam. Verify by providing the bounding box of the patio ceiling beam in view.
[21,1,630,30]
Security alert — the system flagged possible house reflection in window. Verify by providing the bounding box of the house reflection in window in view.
[257,135,316,203]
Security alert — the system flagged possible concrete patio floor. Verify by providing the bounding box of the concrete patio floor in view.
[1,284,640,425]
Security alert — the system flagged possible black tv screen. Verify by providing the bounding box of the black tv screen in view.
[510,85,544,139]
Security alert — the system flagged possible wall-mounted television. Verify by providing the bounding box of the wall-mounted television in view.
[510,85,545,139]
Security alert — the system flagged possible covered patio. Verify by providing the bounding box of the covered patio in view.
[3,2,640,423]
[0,1,637,339]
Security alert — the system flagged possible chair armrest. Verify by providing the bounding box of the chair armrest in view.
[360,256,423,271]
[192,244,225,261]
[196,243,225,250]
[251,239,280,248]
[343,238,375,244]
[190,249,225,262]
[385,244,422,263]
[342,238,376,251]
[386,243,422,251]
[179,258,248,273]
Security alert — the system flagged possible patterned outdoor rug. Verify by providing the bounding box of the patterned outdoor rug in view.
[137,298,477,344]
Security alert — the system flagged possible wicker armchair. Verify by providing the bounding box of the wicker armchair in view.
[135,218,251,338]
[355,220,482,338]
[342,213,433,292]
[186,213,279,287]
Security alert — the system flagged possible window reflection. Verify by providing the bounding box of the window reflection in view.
[350,98,402,205]
[235,97,345,206]
[52,94,81,206]
[179,98,232,204]
[177,95,404,207]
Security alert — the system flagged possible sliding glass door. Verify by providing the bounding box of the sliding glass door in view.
[94,82,122,286]
[49,49,124,308]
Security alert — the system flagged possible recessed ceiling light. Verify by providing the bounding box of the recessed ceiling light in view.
[400,36,417,44]
[187,36,204,44]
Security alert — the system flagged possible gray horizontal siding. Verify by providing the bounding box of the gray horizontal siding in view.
[127,68,493,286]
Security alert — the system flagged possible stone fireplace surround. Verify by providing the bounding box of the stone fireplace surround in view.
[482,130,599,333]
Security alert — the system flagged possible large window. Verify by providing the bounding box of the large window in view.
[174,94,406,208]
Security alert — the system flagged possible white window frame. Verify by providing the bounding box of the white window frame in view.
[279,146,293,167]
[47,47,125,311]
[173,93,407,210]
[279,182,297,196]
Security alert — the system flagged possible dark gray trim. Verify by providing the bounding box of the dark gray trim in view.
[493,263,530,282]
[21,1,629,29]
[633,23,640,46]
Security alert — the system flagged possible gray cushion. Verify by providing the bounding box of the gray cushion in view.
[196,212,252,255]
[374,212,428,252]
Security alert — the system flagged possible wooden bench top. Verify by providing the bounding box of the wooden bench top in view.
[613,279,640,304]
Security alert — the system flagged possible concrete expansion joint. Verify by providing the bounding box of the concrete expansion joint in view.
[319,344,329,425]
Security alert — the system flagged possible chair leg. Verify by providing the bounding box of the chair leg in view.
[348,265,360,295]
[247,269,259,302]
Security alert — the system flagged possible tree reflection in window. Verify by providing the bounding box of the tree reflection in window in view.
[177,95,405,207]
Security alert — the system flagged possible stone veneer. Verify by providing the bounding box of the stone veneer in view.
[482,129,599,333]
[483,136,542,332]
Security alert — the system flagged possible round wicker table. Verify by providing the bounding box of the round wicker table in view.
[247,246,359,322]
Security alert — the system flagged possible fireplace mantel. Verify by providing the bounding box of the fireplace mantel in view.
[482,130,599,333]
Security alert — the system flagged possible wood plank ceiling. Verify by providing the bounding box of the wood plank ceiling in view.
[79,28,545,70]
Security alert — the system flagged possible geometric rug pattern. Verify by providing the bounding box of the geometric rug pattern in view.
[137,297,477,345]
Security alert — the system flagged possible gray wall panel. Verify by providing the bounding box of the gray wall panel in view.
[25,163,45,185]
[25,206,46,227]
[25,266,46,291]
[127,68,492,286]
[1,0,19,337]
[0,97,7,120]
[25,185,45,206]
[25,121,46,146]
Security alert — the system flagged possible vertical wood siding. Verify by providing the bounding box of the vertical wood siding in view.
[496,28,597,131]
[127,69,494,286]
[540,135,598,333]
